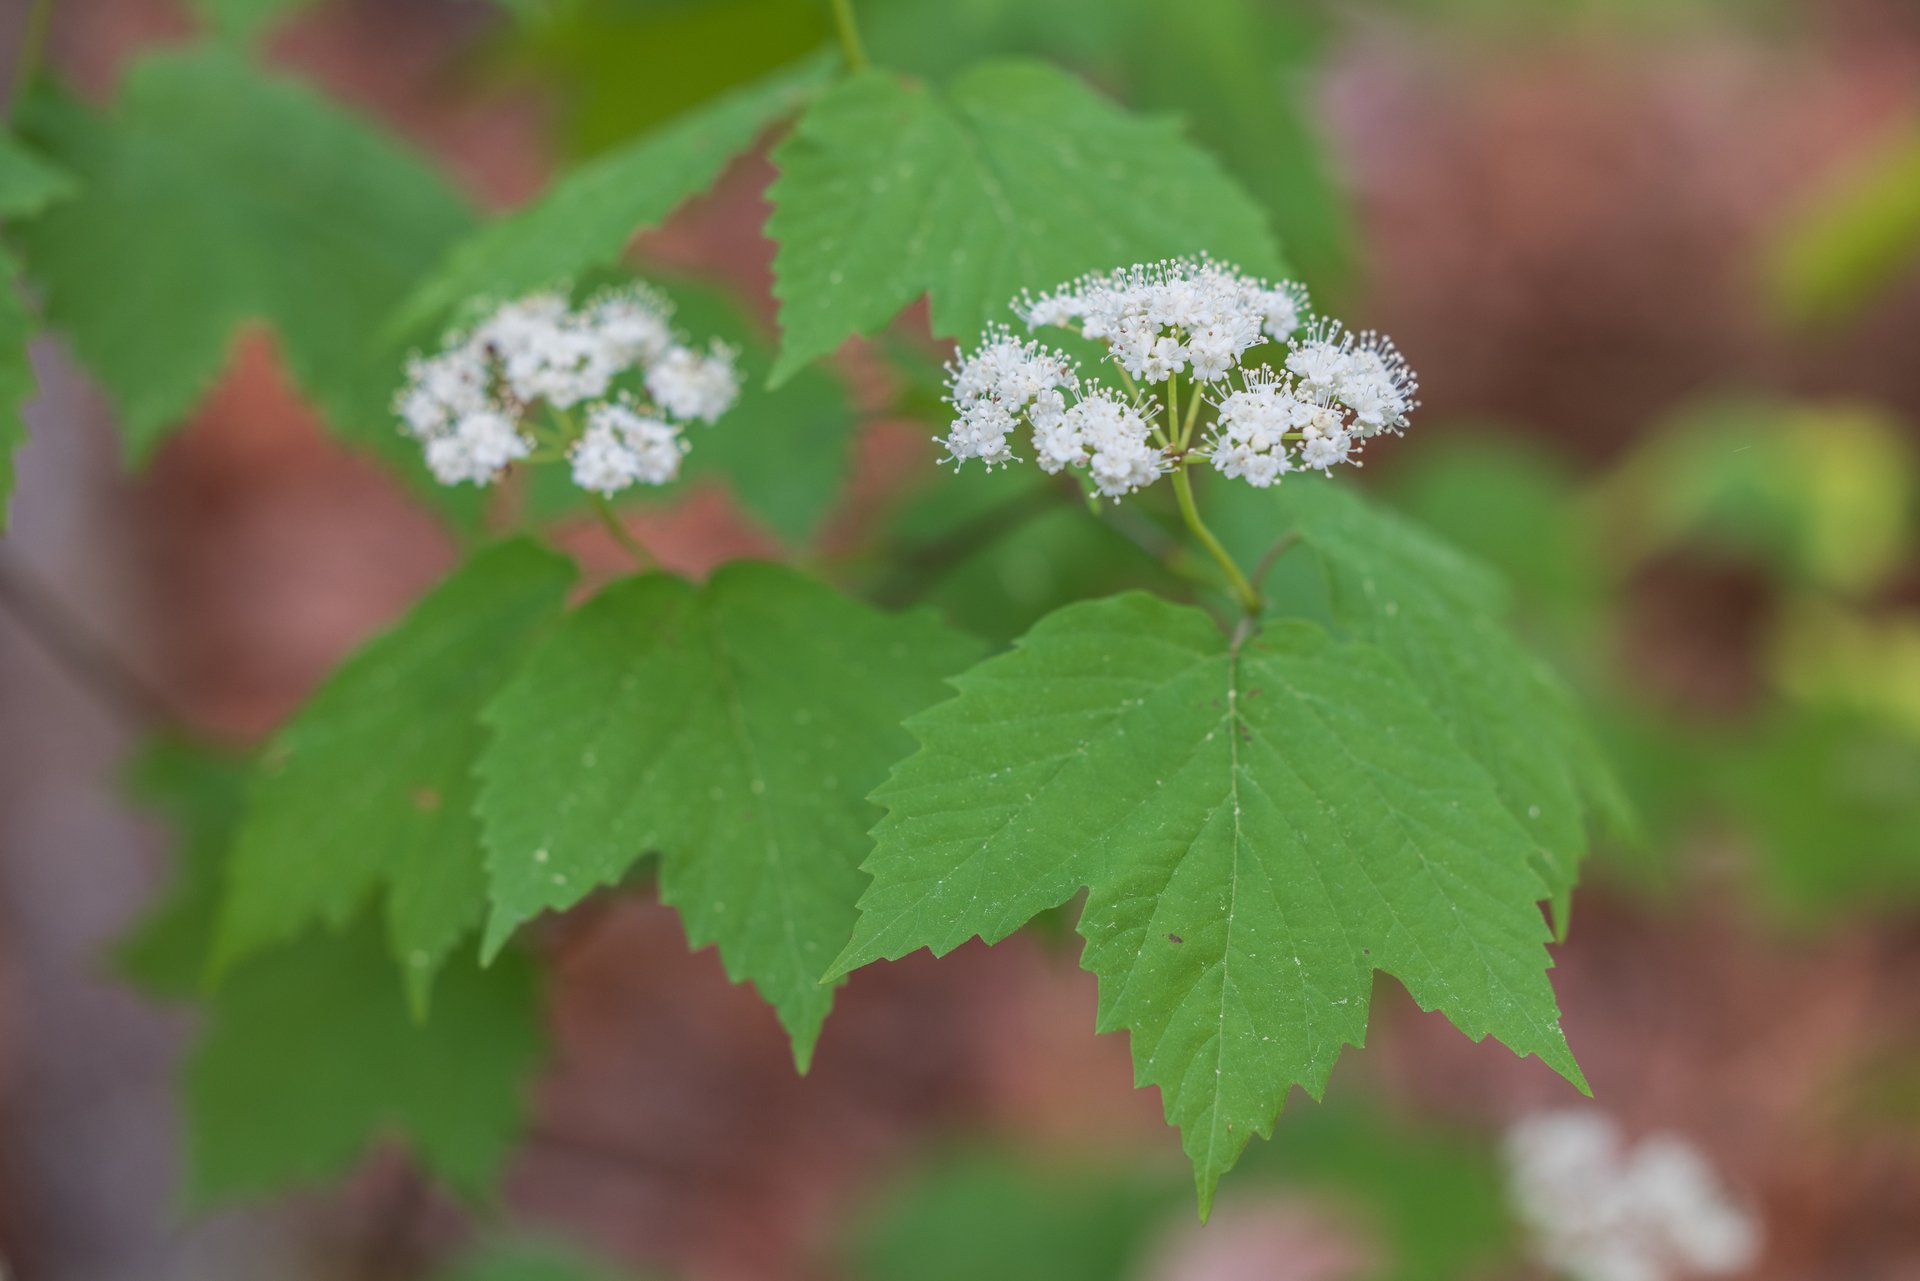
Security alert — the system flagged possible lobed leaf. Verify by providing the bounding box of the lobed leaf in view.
[1215,479,1628,928]
[12,49,475,459]
[830,592,1583,1213]
[765,61,1282,383]
[216,539,576,1010]
[116,740,253,1000]
[477,562,982,1068]
[389,55,834,340]
[186,916,542,1205]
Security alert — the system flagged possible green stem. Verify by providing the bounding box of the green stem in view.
[1181,381,1205,446]
[1171,466,1260,617]
[590,494,654,570]
[830,0,870,72]
[8,0,54,123]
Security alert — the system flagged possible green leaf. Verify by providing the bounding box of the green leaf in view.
[0,131,76,218]
[0,251,33,530]
[1382,437,1602,633]
[1120,0,1353,290]
[12,49,475,459]
[216,540,576,1010]
[185,916,542,1205]
[1241,1105,1516,1281]
[497,0,832,159]
[1721,707,1920,921]
[191,0,313,42]
[477,562,983,1068]
[1214,479,1626,928]
[0,133,67,530]
[436,1239,633,1281]
[855,1154,1167,1281]
[829,593,1582,1214]
[389,56,833,339]
[116,740,253,1001]
[766,61,1283,384]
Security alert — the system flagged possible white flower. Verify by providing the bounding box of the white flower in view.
[941,259,1417,498]
[1285,335,1351,398]
[397,342,491,440]
[1298,426,1352,472]
[396,282,742,493]
[588,286,676,366]
[424,409,532,486]
[645,341,740,424]
[569,400,688,495]
[1505,1111,1761,1281]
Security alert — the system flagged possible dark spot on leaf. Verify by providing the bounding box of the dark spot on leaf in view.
[1168,933,1183,944]
[412,788,441,812]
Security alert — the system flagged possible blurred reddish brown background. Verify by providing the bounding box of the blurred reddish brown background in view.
[3,1,1920,1279]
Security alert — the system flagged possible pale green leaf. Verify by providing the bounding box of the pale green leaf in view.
[830,593,1582,1213]
[185,916,542,1204]
[217,540,576,1010]
[12,50,475,459]
[477,562,983,1068]
[389,56,833,339]
[766,62,1283,383]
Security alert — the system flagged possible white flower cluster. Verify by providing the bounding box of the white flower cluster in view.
[1506,1111,1761,1281]
[395,286,740,494]
[940,258,1417,498]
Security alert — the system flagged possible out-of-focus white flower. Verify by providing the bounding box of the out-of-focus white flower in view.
[945,259,1417,499]
[644,341,740,424]
[569,400,689,496]
[1505,1110,1761,1281]
[394,283,739,491]
[423,408,532,486]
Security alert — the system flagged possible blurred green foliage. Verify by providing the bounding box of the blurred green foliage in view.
[498,0,1354,290]
[1770,120,1920,329]
[1386,400,1920,925]
[436,1239,639,1281]
[851,1104,1514,1281]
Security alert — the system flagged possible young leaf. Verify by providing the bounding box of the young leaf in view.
[116,740,253,1001]
[185,917,542,1205]
[389,55,834,339]
[216,540,576,1009]
[1215,479,1626,928]
[477,562,983,1069]
[12,49,474,458]
[766,61,1282,384]
[828,593,1583,1214]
